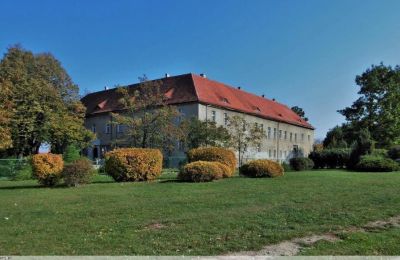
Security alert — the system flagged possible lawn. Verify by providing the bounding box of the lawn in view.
[0,169,400,255]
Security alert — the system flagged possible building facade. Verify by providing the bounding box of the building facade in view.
[81,73,314,165]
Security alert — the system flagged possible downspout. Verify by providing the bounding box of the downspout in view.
[277,122,280,163]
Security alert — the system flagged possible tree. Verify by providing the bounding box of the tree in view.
[180,117,231,149]
[323,125,348,149]
[0,45,94,156]
[339,64,400,147]
[347,129,374,169]
[112,77,183,154]
[291,106,308,121]
[0,80,12,150]
[227,115,265,166]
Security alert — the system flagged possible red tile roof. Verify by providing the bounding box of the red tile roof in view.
[81,73,314,130]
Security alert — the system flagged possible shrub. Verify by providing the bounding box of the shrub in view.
[240,159,284,178]
[347,129,374,169]
[309,149,350,169]
[12,163,33,181]
[63,144,81,163]
[388,145,400,160]
[31,154,64,186]
[281,162,292,172]
[62,158,94,187]
[356,155,399,172]
[370,149,388,158]
[289,157,314,171]
[105,148,163,182]
[187,147,237,175]
[178,161,225,182]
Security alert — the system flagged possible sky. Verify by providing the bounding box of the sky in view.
[1,0,400,139]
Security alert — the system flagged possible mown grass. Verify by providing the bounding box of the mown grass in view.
[301,228,400,255]
[0,169,399,255]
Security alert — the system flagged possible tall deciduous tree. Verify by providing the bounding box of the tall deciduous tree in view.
[0,45,94,156]
[228,115,265,166]
[112,78,183,154]
[180,117,231,149]
[339,64,400,147]
[323,125,348,149]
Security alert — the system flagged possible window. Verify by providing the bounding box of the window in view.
[295,133,298,142]
[91,124,96,133]
[273,128,277,139]
[301,133,305,141]
[256,143,261,152]
[260,124,264,132]
[224,113,228,126]
[178,141,184,151]
[308,135,311,142]
[279,150,282,159]
[279,130,282,139]
[269,149,272,158]
[177,108,183,123]
[290,132,293,141]
[211,110,216,122]
[284,131,287,140]
[117,124,123,133]
[255,122,258,129]
[268,127,271,139]
[273,149,277,158]
[105,124,111,134]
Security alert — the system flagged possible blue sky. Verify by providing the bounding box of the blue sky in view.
[1,0,400,139]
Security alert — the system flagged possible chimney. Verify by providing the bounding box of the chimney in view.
[200,73,206,78]
[261,94,265,98]
[165,73,170,78]
[272,98,276,101]
[104,86,109,90]
[237,86,241,90]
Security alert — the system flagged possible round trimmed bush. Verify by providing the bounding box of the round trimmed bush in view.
[289,157,314,171]
[31,153,64,186]
[105,148,163,182]
[356,155,399,172]
[187,147,237,175]
[178,161,226,182]
[62,158,94,187]
[240,159,284,178]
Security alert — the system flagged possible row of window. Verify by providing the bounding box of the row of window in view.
[209,110,311,143]
[91,124,123,134]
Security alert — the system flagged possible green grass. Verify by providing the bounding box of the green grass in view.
[0,169,400,255]
[301,228,400,255]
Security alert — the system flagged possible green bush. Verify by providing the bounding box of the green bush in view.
[62,158,94,187]
[370,149,388,158]
[347,129,374,169]
[289,157,314,171]
[281,162,292,172]
[309,148,350,169]
[240,159,284,178]
[12,163,33,181]
[356,155,399,172]
[63,144,81,163]
[178,161,225,182]
[105,148,163,182]
[388,145,400,160]
[187,147,236,176]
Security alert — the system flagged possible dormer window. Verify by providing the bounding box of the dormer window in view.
[220,97,229,104]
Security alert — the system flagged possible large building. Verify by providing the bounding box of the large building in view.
[81,73,314,165]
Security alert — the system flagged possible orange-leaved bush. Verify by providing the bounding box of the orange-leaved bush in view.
[31,153,64,186]
[105,148,163,182]
[187,147,236,176]
[240,159,284,178]
[178,161,227,182]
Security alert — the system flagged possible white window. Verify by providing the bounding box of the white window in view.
[279,130,282,139]
[290,132,293,141]
[117,124,123,133]
[268,127,271,139]
[211,110,216,122]
[301,133,305,141]
[273,128,277,139]
[295,133,298,142]
[91,124,96,133]
[105,124,111,134]
[269,149,272,158]
[224,113,228,126]
[308,135,311,142]
[274,149,277,158]
[280,150,282,159]
[260,124,264,132]
[284,131,287,140]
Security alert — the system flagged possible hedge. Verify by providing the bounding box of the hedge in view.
[289,157,314,171]
[308,149,350,169]
[105,148,163,182]
[356,155,399,172]
[31,153,64,186]
[178,161,226,182]
[62,158,94,187]
[240,159,284,178]
[187,147,236,176]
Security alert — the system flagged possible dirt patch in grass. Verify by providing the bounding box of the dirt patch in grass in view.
[229,214,400,256]
[145,222,167,230]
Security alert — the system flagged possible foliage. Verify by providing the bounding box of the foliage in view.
[338,64,400,147]
[62,158,94,187]
[31,153,64,186]
[309,148,351,169]
[356,155,399,172]
[369,149,388,158]
[289,157,314,171]
[187,146,236,176]
[227,115,264,166]
[388,145,400,160]
[291,106,308,121]
[105,148,163,182]
[281,161,292,172]
[11,163,33,181]
[63,144,81,163]
[0,79,12,150]
[180,117,231,149]
[240,159,284,178]
[178,161,226,182]
[112,77,183,154]
[323,126,348,149]
[0,45,94,156]
[347,129,374,169]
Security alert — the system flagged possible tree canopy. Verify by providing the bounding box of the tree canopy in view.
[291,106,308,121]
